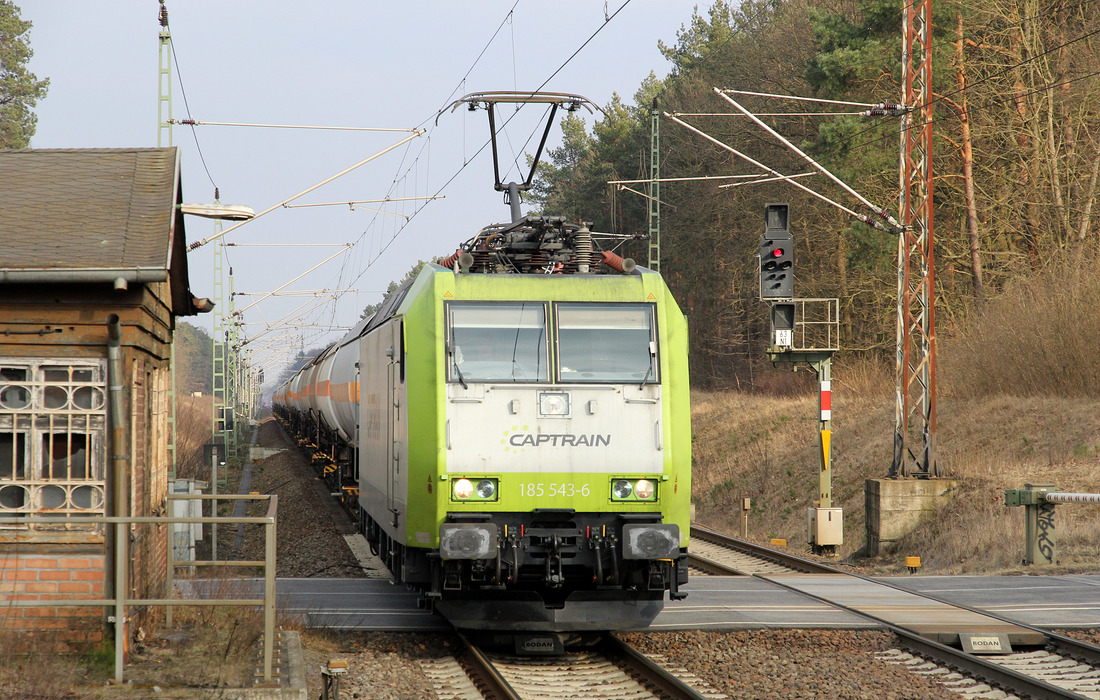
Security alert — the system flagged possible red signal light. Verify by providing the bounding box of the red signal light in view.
[772,248,785,257]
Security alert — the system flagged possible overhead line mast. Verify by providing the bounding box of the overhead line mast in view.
[157,2,176,478]
[891,0,939,479]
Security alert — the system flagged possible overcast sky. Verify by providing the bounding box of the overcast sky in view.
[23,1,705,381]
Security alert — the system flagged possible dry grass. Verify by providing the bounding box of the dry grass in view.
[941,255,1100,398]
[114,586,264,692]
[175,394,214,481]
[0,635,98,699]
[692,382,1100,575]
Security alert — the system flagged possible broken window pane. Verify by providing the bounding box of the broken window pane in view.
[0,433,27,479]
[42,433,88,480]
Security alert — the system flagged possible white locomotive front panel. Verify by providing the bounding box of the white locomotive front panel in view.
[446,383,663,474]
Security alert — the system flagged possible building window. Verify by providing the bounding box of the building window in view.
[0,360,107,519]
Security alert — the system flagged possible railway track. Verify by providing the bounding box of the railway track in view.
[878,627,1100,699]
[421,634,727,700]
[688,524,837,575]
[690,524,1100,698]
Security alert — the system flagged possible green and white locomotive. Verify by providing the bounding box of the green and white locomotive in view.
[274,93,691,631]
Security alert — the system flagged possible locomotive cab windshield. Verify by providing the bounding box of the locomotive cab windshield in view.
[448,302,549,383]
[446,301,659,385]
[556,303,658,384]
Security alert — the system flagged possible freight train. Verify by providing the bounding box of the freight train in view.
[273,92,691,631]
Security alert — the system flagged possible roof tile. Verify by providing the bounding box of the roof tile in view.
[0,148,179,272]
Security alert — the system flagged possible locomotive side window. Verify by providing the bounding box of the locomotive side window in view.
[447,303,549,383]
[556,303,658,383]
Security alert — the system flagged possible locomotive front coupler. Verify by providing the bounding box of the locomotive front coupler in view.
[544,534,565,588]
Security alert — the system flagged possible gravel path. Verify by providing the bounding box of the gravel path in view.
[238,419,368,578]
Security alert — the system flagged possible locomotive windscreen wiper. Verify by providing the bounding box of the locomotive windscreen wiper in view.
[638,341,657,389]
[450,344,468,389]
[510,325,527,382]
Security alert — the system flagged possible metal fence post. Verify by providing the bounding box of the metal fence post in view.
[166,494,175,627]
[0,494,276,687]
[114,519,128,685]
[263,506,277,683]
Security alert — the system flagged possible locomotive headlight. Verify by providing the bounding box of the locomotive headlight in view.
[612,479,633,500]
[611,478,658,501]
[476,479,496,499]
[451,477,498,501]
[453,478,475,499]
[538,391,570,417]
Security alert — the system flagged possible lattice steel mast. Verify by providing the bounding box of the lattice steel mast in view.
[210,225,232,486]
[890,0,939,478]
[158,2,176,478]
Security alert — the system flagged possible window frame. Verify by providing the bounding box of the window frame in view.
[444,301,552,385]
[553,302,660,385]
[0,359,107,520]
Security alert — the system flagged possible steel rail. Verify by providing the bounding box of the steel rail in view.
[685,553,746,576]
[1042,632,1100,668]
[757,573,1086,699]
[602,636,712,700]
[457,634,522,700]
[894,628,1085,700]
[690,524,838,574]
[691,525,1100,696]
[863,576,1100,668]
[694,525,1100,652]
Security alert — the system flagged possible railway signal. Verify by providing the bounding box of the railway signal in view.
[753,200,842,555]
[770,302,795,349]
[758,203,793,299]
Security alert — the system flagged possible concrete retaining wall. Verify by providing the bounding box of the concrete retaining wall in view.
[865,478,958,556]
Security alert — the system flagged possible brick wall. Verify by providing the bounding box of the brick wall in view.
[0,553,106,652]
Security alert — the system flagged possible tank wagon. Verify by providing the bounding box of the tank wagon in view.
[274,92,690,630]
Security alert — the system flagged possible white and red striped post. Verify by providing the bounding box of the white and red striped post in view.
[817,369,832,508]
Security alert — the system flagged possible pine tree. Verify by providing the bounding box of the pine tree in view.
[0,1,49,149]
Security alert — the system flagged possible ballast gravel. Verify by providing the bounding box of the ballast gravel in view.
[298,629,962,699]
[237,419,366,578]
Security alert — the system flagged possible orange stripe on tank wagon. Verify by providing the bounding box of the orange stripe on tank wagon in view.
[316,381,330,397]
[330,382,360,403]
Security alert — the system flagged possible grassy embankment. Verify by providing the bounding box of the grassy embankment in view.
[692,259,1100,575]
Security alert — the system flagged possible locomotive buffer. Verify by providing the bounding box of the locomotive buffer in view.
[757,203,842,556]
